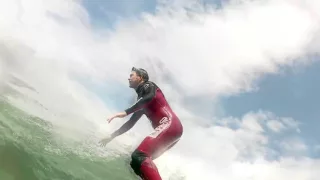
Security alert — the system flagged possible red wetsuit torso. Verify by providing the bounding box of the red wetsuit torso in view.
[125,81,182,129]
[144,87,178,128]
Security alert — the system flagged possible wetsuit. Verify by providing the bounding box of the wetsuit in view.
[123,81,183,180]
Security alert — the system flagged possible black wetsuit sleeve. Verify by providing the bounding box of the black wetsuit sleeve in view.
[111,110,144,137]
[124,82,156,115]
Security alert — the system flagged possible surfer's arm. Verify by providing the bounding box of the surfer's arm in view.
[124,82,156,115]
[111,110,144,138]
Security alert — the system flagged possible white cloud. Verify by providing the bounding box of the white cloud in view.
[267,117,301,133]
[241,111,267,132]
[0,0,319,179]
[280,137,308,153]
[267,120,286,132]
[154,110,316,180]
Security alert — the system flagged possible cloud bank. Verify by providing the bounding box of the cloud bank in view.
[0,0,320,179]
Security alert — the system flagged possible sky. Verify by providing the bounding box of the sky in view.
[1,0,320,179]
[82,0,320,156]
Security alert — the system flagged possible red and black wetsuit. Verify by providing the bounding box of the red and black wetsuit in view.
[124,81,183,180]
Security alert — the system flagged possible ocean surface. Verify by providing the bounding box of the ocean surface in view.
[0,75,187,180]
[0,83,139,180]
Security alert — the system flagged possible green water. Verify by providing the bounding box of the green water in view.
[0,97,137,180]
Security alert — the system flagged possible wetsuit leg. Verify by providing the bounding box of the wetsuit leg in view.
[130,118,183,180]
[152,140,179,160]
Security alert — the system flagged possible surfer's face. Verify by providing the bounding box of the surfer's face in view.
[128,71,142,88]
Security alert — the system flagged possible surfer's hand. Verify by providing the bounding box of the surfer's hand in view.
[99,136,113,147]
[107,112,127,123]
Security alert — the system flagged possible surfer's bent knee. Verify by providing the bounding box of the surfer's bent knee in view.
[130,149,148,175]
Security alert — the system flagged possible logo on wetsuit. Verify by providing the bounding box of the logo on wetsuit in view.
[143,83,150,90]
[148,117,171,138]
[159,117,169,124]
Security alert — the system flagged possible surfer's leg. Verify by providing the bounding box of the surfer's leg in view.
[130,119,182,180]
[130,139,162,180]
[130,149,161,179]
[151,140,179,160]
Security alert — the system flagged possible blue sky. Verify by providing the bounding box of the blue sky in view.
[81,0,320,158]
[82,0,223,28]
[221,61,320,147]
[82,0,157,28]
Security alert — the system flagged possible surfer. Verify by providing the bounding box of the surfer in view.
[99,67,183,180]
